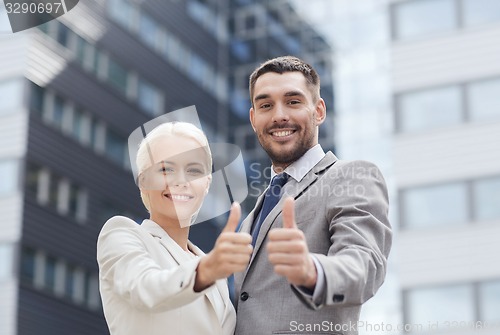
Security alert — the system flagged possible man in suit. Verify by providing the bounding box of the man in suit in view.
[233,56,392,335]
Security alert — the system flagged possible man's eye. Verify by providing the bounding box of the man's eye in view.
[260,103,271,109]
[288,100,301,105]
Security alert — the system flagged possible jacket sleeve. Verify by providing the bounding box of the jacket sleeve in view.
[294,160,392,309]
[96,216,208,312]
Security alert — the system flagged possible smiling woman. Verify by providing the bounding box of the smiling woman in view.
[136,122,212,227]
[96,121,253,335]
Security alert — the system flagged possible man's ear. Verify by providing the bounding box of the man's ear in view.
[249,107,256,132]
[315,98,326,125]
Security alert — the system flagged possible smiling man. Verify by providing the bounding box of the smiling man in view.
[233,56,393,335]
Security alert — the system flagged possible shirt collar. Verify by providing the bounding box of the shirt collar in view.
[270,144,325,182]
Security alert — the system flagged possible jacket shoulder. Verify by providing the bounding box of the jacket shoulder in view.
[99,215,140,235]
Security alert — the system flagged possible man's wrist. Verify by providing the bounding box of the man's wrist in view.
[302,256,318,289]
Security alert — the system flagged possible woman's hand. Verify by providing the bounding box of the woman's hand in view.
[194,202,253,291]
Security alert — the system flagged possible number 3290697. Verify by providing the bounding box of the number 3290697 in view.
[5,2,63,14]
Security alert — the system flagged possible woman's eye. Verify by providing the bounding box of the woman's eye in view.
[159,167,174,173]
[187,168,203,175]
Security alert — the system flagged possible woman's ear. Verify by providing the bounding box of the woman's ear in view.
[205,174,212,194]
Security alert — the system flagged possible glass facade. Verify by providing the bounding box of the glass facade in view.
[401,175,500,229]
[0,78,23,114]
[393,0,456,40]
[479,280,500,322]
[468,78,500,122]
[0,244,13,281]
[393,0,500,41]
[397,86,462,133]
[397,77,500,133]
[473,176,500,221]
[20,247,100,311]
[405,284,475,327]
[406,280,500,330]
[401,182,468,229]
[463,0,500,27]
[0,160,18,196]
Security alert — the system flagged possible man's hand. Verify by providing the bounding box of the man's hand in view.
[195,202,253,291]
[267,197,317,289]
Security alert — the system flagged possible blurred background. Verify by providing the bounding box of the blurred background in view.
[1,0,499,334]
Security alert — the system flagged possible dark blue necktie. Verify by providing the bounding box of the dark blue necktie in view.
[251,173,288,246]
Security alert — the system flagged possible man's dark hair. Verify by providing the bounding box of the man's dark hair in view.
[249,56,321,105]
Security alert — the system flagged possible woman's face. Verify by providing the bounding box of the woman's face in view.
[140,135,211,226]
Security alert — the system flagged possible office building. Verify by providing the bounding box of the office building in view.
[0,0,334,334]
[320,0,500,333]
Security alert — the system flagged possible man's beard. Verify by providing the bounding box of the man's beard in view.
[257,126,315,167]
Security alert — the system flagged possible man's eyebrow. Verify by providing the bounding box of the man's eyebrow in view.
[254,93,269,102]
[254,91,305,102]
[284,91,305,98]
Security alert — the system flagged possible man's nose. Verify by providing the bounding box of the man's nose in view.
[272,103,289,123]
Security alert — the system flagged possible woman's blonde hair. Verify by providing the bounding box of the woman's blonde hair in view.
[136,122,212,212]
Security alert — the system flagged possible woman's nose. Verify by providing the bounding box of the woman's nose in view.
[169,171,189,187]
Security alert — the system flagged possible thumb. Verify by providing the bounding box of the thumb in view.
[222,202,241,233]
[282,197,297,229]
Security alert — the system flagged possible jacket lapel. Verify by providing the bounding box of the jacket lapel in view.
[141,220,226,318]
[239,191,266,234]
[244,152,338,275]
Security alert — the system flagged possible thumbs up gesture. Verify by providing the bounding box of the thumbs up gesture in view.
[195,202,253,291]
[267,197,317,289]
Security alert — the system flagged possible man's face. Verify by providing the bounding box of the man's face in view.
[249,71,326,170]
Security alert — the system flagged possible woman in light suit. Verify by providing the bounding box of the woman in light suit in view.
[97,122,253,335]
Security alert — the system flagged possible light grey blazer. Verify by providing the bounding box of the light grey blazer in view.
[234,152,392,335]
[97,216,236,335]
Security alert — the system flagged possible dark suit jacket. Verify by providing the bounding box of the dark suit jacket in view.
[234,152,392,335]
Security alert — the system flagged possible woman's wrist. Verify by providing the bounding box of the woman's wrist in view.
[193,256,215,292]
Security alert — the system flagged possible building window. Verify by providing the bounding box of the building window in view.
[467,77,500,122]
[393,0,457,40]
[0,159,18,197]
[20,247,36,284]
[44,255,57,293]
[108,0,137,31]
[473,176,500,221]
[20,246,100,310]
[393,0,500,41]
[0,244,13,281]
[105,129,127,167]
[56,22,70,47]
[86,273,101,310]
[463,0,500,27]
[187,0,227,42]
[401,182,468,229]
[30,83,45,117]
[405,284,475,329]
[401,175,500,229]
[397,77,500,133]
[52,95,66,130]
[107,58,129,95]
[65,264,76,300]
[25,163,88,222]
[139,11,160,49]
[138,79,163,116]
[0,78,23,115]
[25,162,41,199]
[108,0,220,101]
[479,280,500,322]
[396,85,462,133]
